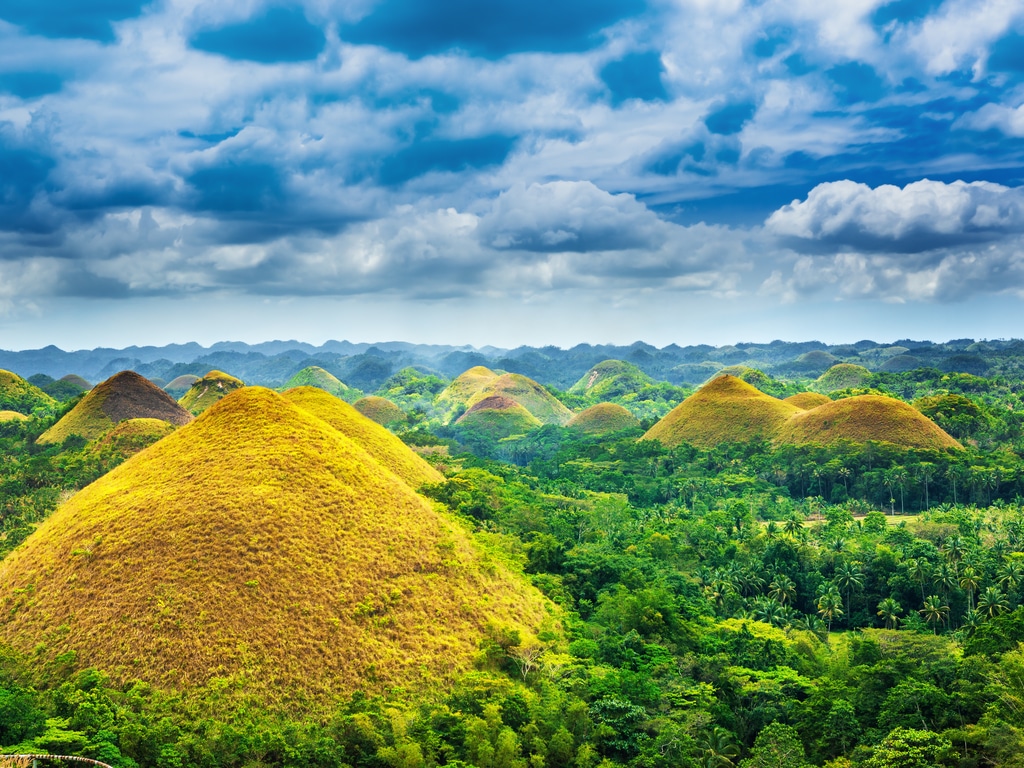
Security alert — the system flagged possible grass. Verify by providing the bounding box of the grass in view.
[284,366,355,401]
[643,375,801,448]
[0,370,56,415]
[283,386,442,488]
[466,373,573,425]
[567,403,641,435]
[784,392,832,410]
[0,410,28,422]
[567,360,654,398]
[0,387,555,708]
[437,367,499,409]
[88,418,177,459]
[814,364,872,394]
[353,395,405,425]
[455,396,542,439]
[774,394,963,450]
[38,371,193,445]
[178,370,245,415]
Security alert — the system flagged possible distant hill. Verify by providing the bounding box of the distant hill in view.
[466,373,573,426]
[27,373,91,402]
[0,369,56,415]
[814,364,872,393]
[284,366,356,401]
[38,371,192,444]
[164,374,200,396]
[643,375,801,448]
[568,360,655,398]
[454,395,543,440]
[436,366,500,419]
[0,387,554,703]
[775,395,963,450]
[567,403,641,435]
[178,370,245,415]
[784,392,832,410]
[353,395,406,426]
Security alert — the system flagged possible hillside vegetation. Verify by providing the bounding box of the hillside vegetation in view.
[284,365,356,401]
[0,369,56,415]
[566,403,641,435]
[177,369,245,415]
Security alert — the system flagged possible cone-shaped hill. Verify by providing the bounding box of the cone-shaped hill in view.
[644,375,801,448]
[784,392,832,410]
[354,395,406,426]
[283,386,441,488]
[568,360,654,399]
[38,371,192,445]
[814,364,872,393]
[164,374,200,396]
[467,373,573,426]
[567,403,641,436]
[774,395,962,450]
[0,388,553,705]
[284,366,355,401]
[178,370,245,415]
[436,366,500,419]
[455,395,543,440]
[0,369,56,414]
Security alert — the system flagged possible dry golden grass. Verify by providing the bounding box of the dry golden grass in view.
[567,403,641,435]
[39,371,192,445]
[178,370,245,415]
[466,374,572,425]
[0,387,554,708]
[775,394,963,450]
[353,395,405,425]
[784,392,832,410]
[814,363,872,393]
[88,418,177,458]
[643,375,801,448]
[283,386,441,488]
[437,366,500,408]
[0,410,28,422]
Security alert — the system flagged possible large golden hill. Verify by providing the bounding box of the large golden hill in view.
[775,394,962,450]
[0,388,553,707]
[643,375,801,447]
[283,386,441,488]
[38,371,192,444]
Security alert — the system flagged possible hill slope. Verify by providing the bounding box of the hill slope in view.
[284,366,355,401]
[467,373,573,425]
[454,395,543,440]
[784,392,832,410]
[568,360,655,398]
[178,370,245,415]
[0,370,56,414]
[436,366,500,420]
[0,388,553,706]
[814,364,872,393]
[38,371,193,444]
[775,394,963,450]
[283,386,442,488]
[567,403,641,435]
[643,375,801,448]
[353,395,405,425]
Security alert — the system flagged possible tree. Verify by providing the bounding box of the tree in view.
[977,586,1009,618]
[738,722,810,768]
[816,586,844,634]
[768,574,797,605]
[959,567,981,612]
[877,597,902,629]
[834,561,863,618]
[920,595,949,634]
[863,727,953,768]
[698,726,740,768]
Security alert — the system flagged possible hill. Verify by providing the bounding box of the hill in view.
[467,373,573,425]
[353,395,405,426]
[0,410,28,422]
[0,370,57,415]
[566,403,641,435]
[282,386,442,488]
[284,366,356,401]
[436,366,500,420]
[27,373,91,402]
[455,395,543,440]
[38,371,193,445]
[88,417,178,459]
[568,360,655,398]
[784,392,832,410]
[814,364,872,393]
[775,394,963,450]
[0,388,553,705]
[164,374,200,396]
[178,370,245,415]
[643,375,801,448]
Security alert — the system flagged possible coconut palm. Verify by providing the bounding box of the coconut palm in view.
[920,595,949,634]
[699,726,740,768]
[817,586,844,634]
[977,586,1010,618]
[834,561,864,617]
[959,567,981,612]
[877,597,902,629]
[998,561,1024,593]
[768,574,797,606]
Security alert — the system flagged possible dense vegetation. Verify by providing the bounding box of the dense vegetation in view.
[4,350,1024,767]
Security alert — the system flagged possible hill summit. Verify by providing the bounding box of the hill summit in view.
[0,387,552,705]
[178,370,245,415]
[0,369,56,415]
[38,371,192,444]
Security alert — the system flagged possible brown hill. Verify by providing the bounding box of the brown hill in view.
[38,371,192,445]
[775,395,963,450]
[567,403,641,435]
[784,392,832,410]
[0,388,553,706]
[643,375,801,448]
[455,395,543,440]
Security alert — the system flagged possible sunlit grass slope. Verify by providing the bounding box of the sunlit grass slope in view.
[283,386,441,488]
[467,373,573,425]
[0,410,28,422]
[568,360,654,398]
[567,403,641,435]
[643,375,801,448]
[178,370,244,415]
[38,371,193,445]
[0,370,56,415]
[775,394,963,450]
[88,418,177,459]
[784,392,832,410]
[436,366,500,421]
[0,387,554,707]
[814,363,872,393]
[455,396,542,439]
[284,366,355,401]
[353,395,405,425]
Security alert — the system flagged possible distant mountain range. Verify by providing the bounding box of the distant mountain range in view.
[1,337,1020,392]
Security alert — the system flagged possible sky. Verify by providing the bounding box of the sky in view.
[2,0,1024,350]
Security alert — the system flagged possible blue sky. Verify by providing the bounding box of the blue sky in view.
[2,0,1024,349]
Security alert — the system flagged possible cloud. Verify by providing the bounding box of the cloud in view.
[189,7,327,63]
[766,179,1024,251]
[0,0,151,42]
[600,52,667,106]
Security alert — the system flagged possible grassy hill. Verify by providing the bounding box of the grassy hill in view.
[814,364,872,393]
[284,366,356,401]
[775,394,963,450]
[38,371,193,445]
[178,370,245,415]
[0,387,554,706]
[568,360,655,398]
[467,373,573,425]
[643,375,801,448]
[436,366,500,420]
[0,410,28,422]
[0,369,57,415]
[283,386,442,488]
[566,403,641,435]
[784,392,832,410]
[164,374,200,396]
[88,417,178,459]
[455,395,543,440]
[353,395,405,426]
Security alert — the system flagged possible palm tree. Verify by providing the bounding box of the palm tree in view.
[942,536,966,566]
[920,595,949,634]
[877,597,902,629]
[959,567,981,612]
[783,516,802,537]
[961,609,983,636]
[917,462,936,509]
[945,465,964,506]
[834,561,864,617]
[906,557,931,602]
[977,586,1010,618]
[936,563,958,599]
[999,561,1024,593]
[890,466,908,514]
[768,574,797,606]
[817,586,844,634]
[699,726,740,768]
[752,597,788,628]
